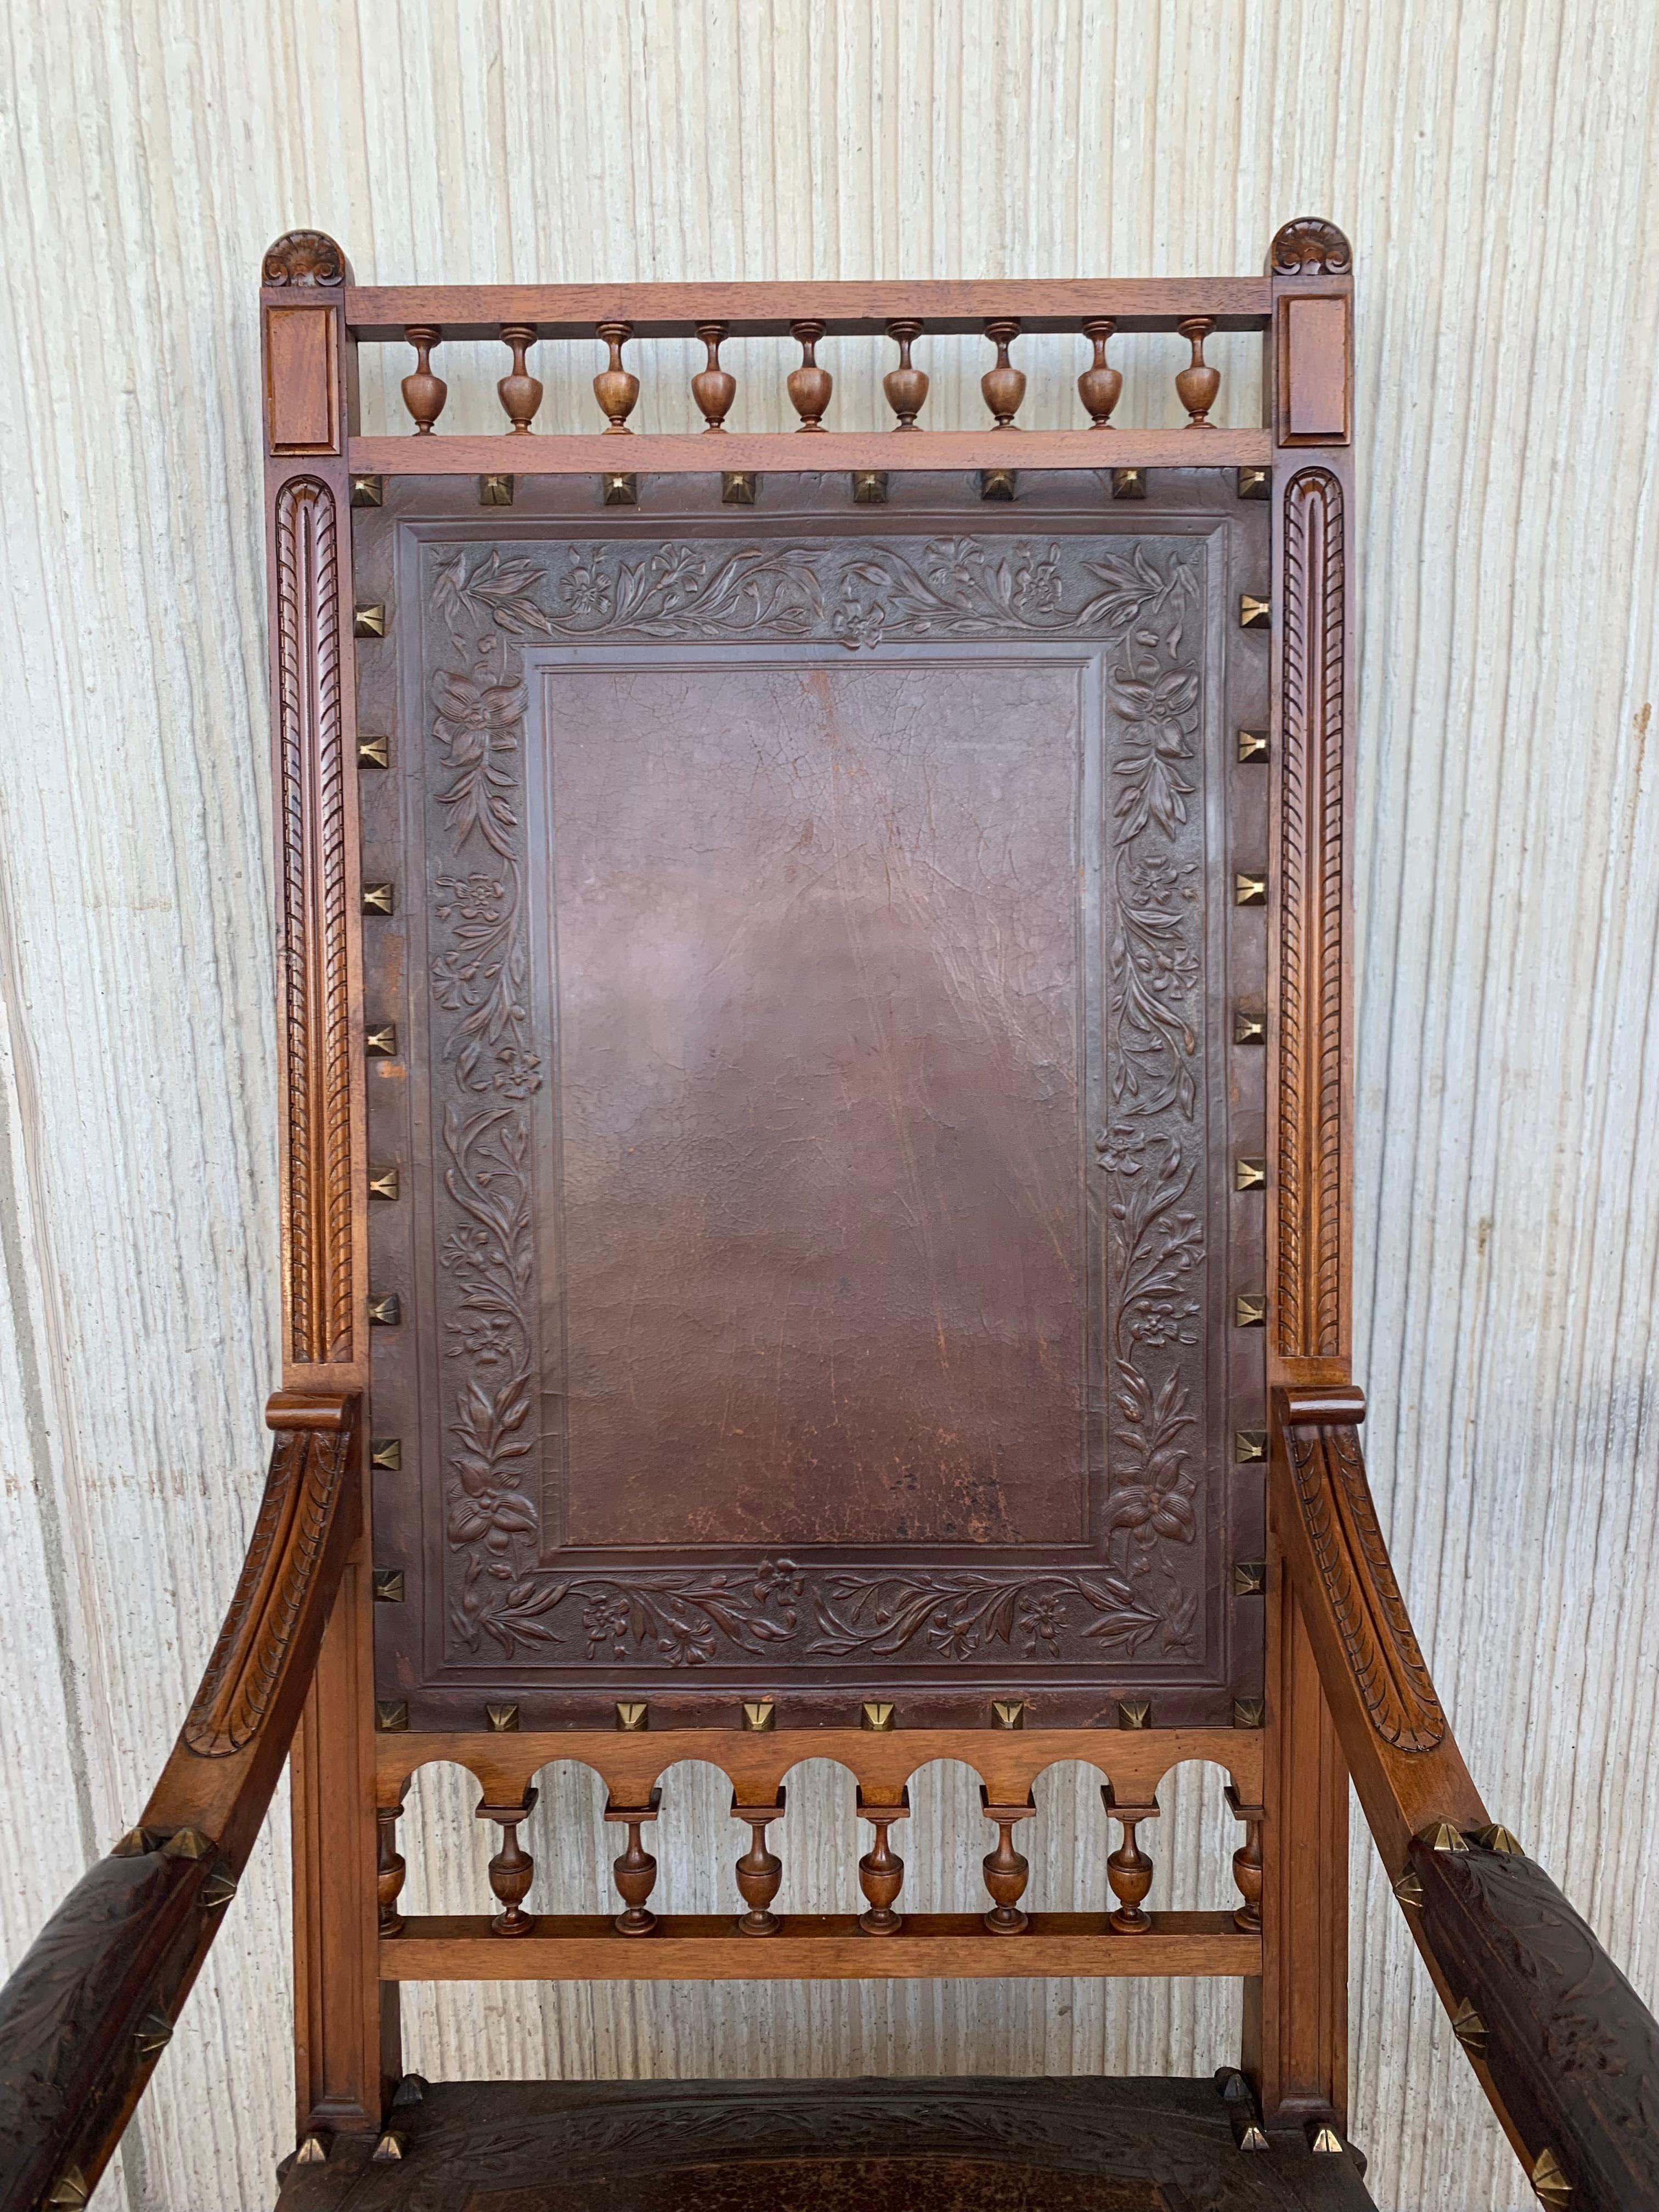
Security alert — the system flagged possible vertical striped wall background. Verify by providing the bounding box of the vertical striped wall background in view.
[2,4,1656,2205]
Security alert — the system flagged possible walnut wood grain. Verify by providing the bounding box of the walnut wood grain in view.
[0,1394,360,2212]
[380,1912,1259,1982]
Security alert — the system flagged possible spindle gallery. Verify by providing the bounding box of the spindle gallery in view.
[0,216,1654,2212]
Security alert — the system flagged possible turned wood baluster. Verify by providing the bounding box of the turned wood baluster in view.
[477,1790,538,1937]
[1103,1786,1158,1934]
[980,1788,1035,1934]
[732,1790,786,1936]
[1078,317,1122,427]
[1226,1783,1264,1933]
[1175,315,1220,427]
[980,318,1025,428]
[401,325,447,434]
[606,1788,662,1935]
[787,318,832,429]
[883,319,928,431]
[856,1787,909,1934]
[593,320,640,433]
[496,322,543,434]
[376,1791,407,1938]
[691,320,736,431]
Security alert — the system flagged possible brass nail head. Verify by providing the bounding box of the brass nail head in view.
[358,733,391,770]
[365,1023,398,1058]
[486,1702,520,1733]
[1237,728,1269,764]
[1216,2068,1252,2104]
[368,1165,400,1201]
[368,1290,402,1327]
[1236,466,1271,500]
[353,603,387,639]
[1235,1157,1267,1191]
[1392,1867,1426,1909]
[1235,872,1267,906]
[294,2136,330,2167]
[376,1700,410,1733]
[601,472,638,506]
[1239,594,1271,630]
[851,470,889,504]
[991,1699,1025,1730]
[1233,2118,1269,2154]
[1307,2122,1345,2155]
[1234,1008,1266,1045]
[722,472,759,505]
[111,1827,162,1858]
[1531,2148,1572,2208]
[1450,1997,1487,2053]
[1233,1560,1267,1596]
[1236,1292,1268,1328]
[1232,1697,1265,1730]
[197,1865,239,1910]
[391,2074,427,2109]
[979,467,1017,501]
[373,2131,408,2164]
[1117,1700,1150,1730]
[741,1699,776,1733]
[478,473,514,506]
[372,1568,405,1603]
[362,882,395,916]
[370,1437,402,1471]
[1111,467,1146,500]
[615,1699,650,1732]
[1419,1820,1470,1853]
[133,2010,173,2056]
[860,1700,896,1733]
[1234,1430,1268,1463]
[350,475,384,507]
[1473,1822,1524,1855]
[161,1827,216,1861]
[45,2171,89,2207]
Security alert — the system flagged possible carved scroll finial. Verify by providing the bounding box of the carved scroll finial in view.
[1270,218,1353,278]
[262,230,346,288]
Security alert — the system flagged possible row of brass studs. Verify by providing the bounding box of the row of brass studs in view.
[349,466,1273,512]
[369,1688,1268,1734]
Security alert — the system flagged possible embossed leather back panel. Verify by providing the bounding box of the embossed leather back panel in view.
[355,475,1267,1728]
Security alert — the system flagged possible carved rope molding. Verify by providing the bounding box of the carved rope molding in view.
[1282,1418,1446,1752]
[184,1423,355,1756]
[276,476,354,1365]
[1277,467,1345,1360]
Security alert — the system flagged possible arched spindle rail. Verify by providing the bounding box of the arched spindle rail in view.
[318,277,1282,478]
[370,1726,1262,1982]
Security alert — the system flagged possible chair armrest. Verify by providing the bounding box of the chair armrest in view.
[0,1392,360,2212]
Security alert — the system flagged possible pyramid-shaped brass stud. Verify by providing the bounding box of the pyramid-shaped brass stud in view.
[358,734,391,770]
[365,1023,398,1058]
[197,1864,239,1910]
[1215,2068,1252,2104]
[370,1438,402,1471]
[1234,1008,1266,1045]
[1419,1820,1469,1853]
[161,1827,215,1861]
[1239,594,1270,629]
[1233,1560,1267,1596]
[615,1700,649,1732]
[741,1699,776,1732]
[111,1826,163,1857]
[1235,872,1267,906]
[368,1291,402,1327]
[1236,1293,1267,1328]
[860,1700,896,1733]
[1392,1867,1425,1910]
[1451,1997,1487,2054]
[851,470,889,504]
[1237,728,1269,763]
[722,472,759,505]
[1235,1430,1268,1463]
[372,2130,408,2164]
[979,467,1017,501]
[991,1699,1025,1730]
[392,2073,428,2109]
[133,2010,173,2056]
[45,2171,88,2207]
[601,472,638,506]
[486,1702,520,1732]
[1307,2122,1344,2155]
[1117,1700,1150,1730]
[350,475,384,507]
[478,473,514,506]
[372,1568,405,1603]
[1472,1822,1523,1855]
[1231,2113,1269,2153]
[376,1700,409,1733]
[1531,2147,1571,2206]
[294,2136,330,2166]
[353,603,387,639]
[1236,466,1270,500]
[362,882,395,915]
[1232,1697,1265,1730]
[368,1166,400,1201]
[1111,467,1146,499]
[1235,1156,1267,1190]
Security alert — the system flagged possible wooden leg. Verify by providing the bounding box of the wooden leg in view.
[292,1556,399,2138]
[1243,1568,1348,2129]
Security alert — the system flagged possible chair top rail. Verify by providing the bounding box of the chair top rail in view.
[340,276,1272,343]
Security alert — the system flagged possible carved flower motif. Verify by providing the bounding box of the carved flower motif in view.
[434,872,505,923]
[1094,1124,1148,1175]
[491,1045,543,1099]
[1017,1593,1066,1651]
[1131,1296,1201,1348]
[752,1557,804,1612]
[558,556,616,619]
[583,1593,632,1660]
[830,578,885,652]
[447,1312,515,1366]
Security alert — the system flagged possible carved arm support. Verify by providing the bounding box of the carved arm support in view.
[1272,1386,1659,2209]
[0,1391,360,2212]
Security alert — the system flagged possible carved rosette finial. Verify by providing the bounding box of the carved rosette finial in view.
[1269,218,1353,278]
[262,229,346,288]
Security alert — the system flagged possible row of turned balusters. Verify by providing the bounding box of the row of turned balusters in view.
[398,317,1226,437]
[377,1784,1264,1940]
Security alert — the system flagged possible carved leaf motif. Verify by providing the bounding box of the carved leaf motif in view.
[1270,217,1353,276]
[261,229,343,286]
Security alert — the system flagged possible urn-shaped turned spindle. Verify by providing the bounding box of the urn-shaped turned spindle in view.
[691,321,736,432]
[496,323,543,435]
[607,1790,662,1935]
[1104,1788,1158,1933]
[1078,317,1122,427]
[856,1788,909,1934]
[593,320,640,433]
[733,1792,785,1936]
[1227,1785,1264,1933]
[980,1790,1035,1934]
[787,319,832,430]
[883,319,928,431]
[401,325,447,435]
[478,1791,538,1937]
[376,1799,407,1938]
[1175,315,1220,427]
[980,318,1026,429]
